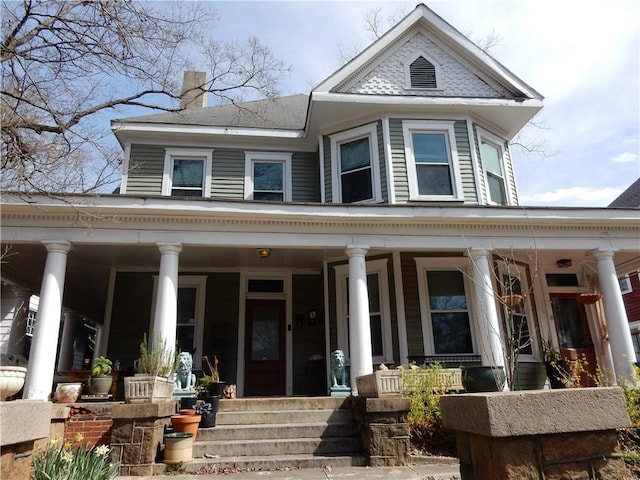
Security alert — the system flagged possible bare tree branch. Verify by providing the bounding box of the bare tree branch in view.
[1,0,291,194]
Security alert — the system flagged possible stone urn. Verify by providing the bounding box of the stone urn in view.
[0,366,27,400]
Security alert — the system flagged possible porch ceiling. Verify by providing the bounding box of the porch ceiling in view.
[0,243,344,323]
[2,240,639,326]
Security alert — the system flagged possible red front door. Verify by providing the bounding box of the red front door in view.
[550,293,597,386]
[244,299,286,396]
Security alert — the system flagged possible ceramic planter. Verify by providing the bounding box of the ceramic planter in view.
[163,432,193,464]
[124,375,175,403]
[0,366,27,400]
[461,365,506,392]
[198,396,220,428]
[55,382,83,403]
[171,414,201,442]
[87,375,113,395]
[355,369,403,397]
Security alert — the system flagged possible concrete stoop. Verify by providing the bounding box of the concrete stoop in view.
[159,397,366,473]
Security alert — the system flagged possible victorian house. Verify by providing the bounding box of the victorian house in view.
[2,4,638,400]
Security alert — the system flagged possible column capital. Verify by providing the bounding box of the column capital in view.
[590,249,616,260]
[157,242,182,255]
[41,240,71,254]
[346,246,369,258]
[467,248,492,259]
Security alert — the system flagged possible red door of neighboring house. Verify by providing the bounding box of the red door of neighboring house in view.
[244,299,286,396]
[550,293,597,386]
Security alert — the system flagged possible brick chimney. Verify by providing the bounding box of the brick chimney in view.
[180,71,208,110]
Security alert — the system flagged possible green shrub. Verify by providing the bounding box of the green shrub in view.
[401,363,456,456]
[619,367,640,457]
[32,436,119,480]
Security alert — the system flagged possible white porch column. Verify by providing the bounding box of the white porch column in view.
[153,242,182,356]
[346,246,373,394]
[4,286,31,357]
[56,309,78,372]
[24,241,71,400]
[469,249,505,368]
[593,250,636,383]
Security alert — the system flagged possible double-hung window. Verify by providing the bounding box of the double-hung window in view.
[162,148,212,197]
[335,259,392,364]
[415,258,475,355]
[244,152,292,202]
[402,121,463,201]
[477,128,510,205]
[330,124,381,203]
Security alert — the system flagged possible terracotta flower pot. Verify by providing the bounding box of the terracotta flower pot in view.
[170,414,201,442]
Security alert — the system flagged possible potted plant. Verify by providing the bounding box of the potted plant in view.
[542,339,570,389]
[124,334,178,403]
[199,355,226,397]
[87,356,113,395]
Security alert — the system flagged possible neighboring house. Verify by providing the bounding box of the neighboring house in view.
[2,4,638,401]
[609,179,640,355]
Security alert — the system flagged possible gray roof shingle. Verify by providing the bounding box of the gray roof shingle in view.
[609,178,640,208]
[116,94,309,130]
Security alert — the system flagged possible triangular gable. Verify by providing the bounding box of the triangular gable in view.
[313,3,543,101]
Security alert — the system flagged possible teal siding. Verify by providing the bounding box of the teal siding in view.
[400,252,424,357]
[211,148,244,199]
[292,151,321,202]
[292,274,326,395]
[376,120,388,203]
[203,272,240,384]
[454,120,478,203]
[389,119,409,203]
[323,136,332,202]
[504,140,519,205]
[126,145,164,195]
[107,272,154,375]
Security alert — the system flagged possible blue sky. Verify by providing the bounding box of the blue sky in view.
[201,0,639,207]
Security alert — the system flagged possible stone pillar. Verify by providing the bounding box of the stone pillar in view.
[24,241,71,400]
[110,402,175,476]
[441,388,632,480]
[153,243,182,356]
[469,249,505,369]
[593,250,636,383]
[4,286,31,358]
[350,397,411,467]
[346,246,373,394]
[57,309,79,372]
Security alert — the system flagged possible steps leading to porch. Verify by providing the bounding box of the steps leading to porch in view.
[175,396,365,473]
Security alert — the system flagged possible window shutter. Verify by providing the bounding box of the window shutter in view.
[410,56,437,89]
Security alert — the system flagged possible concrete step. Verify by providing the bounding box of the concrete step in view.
[215,408,354,425]
[197,421,359,441]
[217,397,351,412]
[194,436,362,457]
[180,453,367,472]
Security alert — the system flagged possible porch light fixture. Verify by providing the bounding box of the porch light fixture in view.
[257,248,271,259]
[556,258,572,268]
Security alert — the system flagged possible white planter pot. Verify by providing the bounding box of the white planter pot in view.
[356,369,403,397]
[124,375,175,403]
[55,382,83,403]
[0,366,27,400]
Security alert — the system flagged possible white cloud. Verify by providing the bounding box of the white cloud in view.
[611,152,639,164]
[520,186,625,207]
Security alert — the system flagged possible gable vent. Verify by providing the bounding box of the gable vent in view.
[410,56,437,89]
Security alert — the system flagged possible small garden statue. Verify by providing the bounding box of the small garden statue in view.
[175,351,196,391]
[330,350,350,397]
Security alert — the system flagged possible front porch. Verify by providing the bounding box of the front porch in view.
[1,196,638,401]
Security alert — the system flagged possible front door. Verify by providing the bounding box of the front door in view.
[244,299,286,396]
[550,293,597,386]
